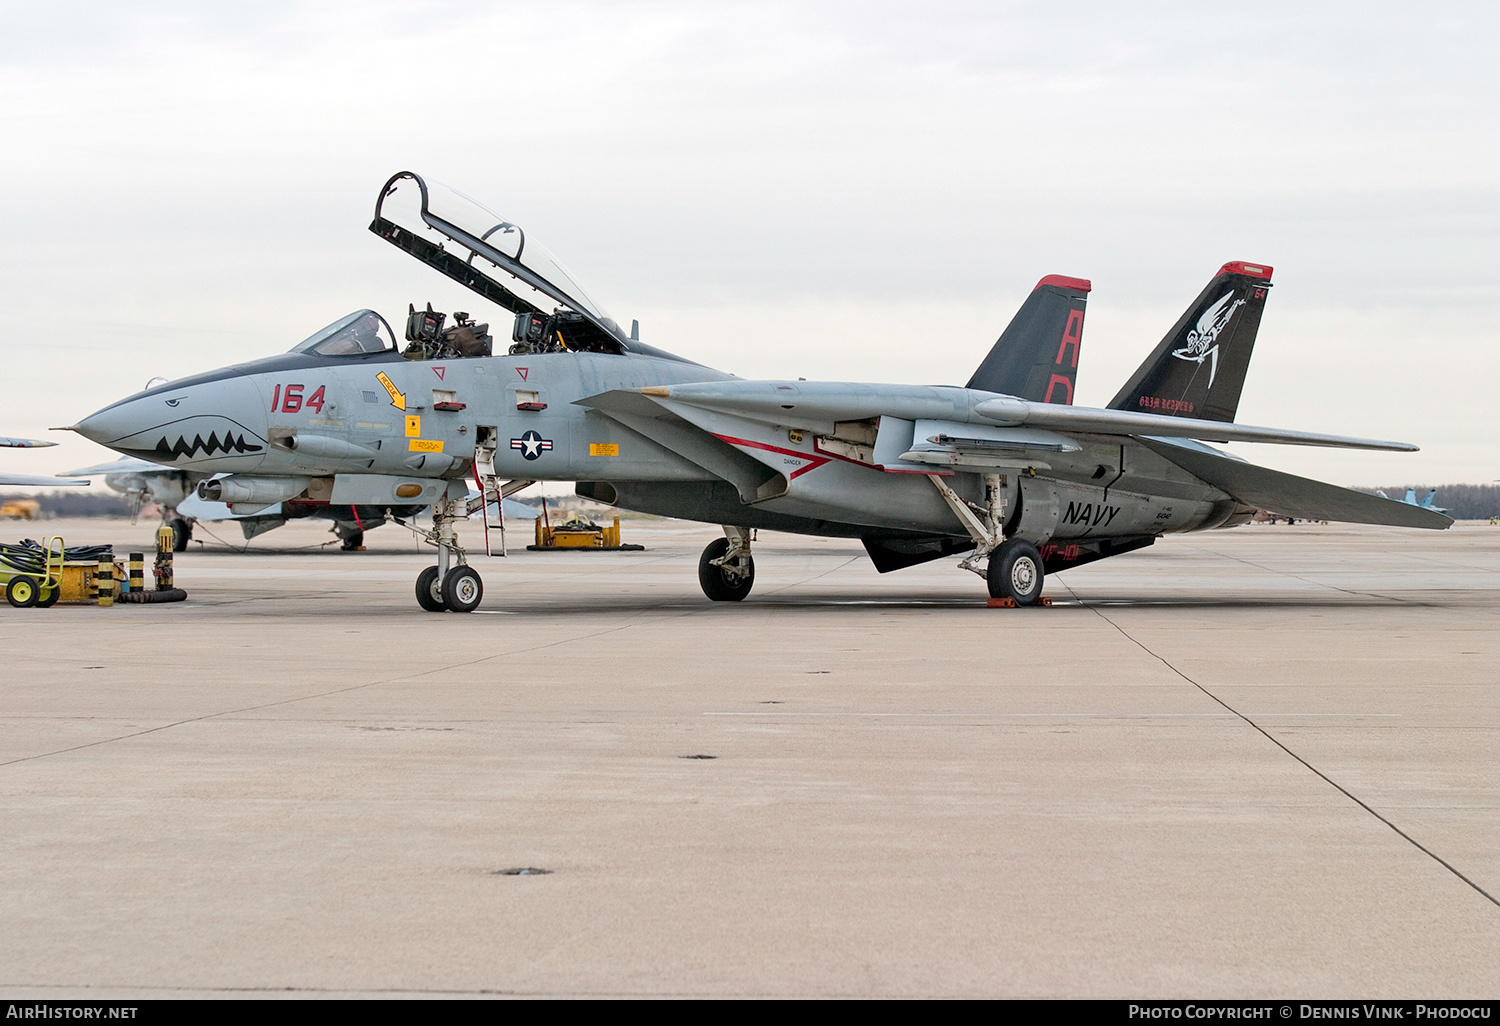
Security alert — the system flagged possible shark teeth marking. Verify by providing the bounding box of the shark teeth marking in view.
[154,431,264,460]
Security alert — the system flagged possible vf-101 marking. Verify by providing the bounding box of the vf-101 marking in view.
[70,172,1449,611]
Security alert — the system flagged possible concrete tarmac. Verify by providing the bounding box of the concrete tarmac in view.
[1,516,1497,998]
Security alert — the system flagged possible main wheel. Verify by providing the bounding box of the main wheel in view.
[6,577,39,608]
[442,566,483,612]
[171,517,192,552]
[698,537,755,602]
[415,565,446,612]
[339,530,365,551]
[36,586,59,608]
[987,539,1044,605]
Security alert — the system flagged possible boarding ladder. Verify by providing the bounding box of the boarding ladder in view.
[468,434,533,557]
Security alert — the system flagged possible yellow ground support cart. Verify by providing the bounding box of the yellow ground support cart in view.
[1,536,64,608]
[530,512,643,551]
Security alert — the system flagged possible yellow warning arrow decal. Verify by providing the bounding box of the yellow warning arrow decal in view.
[375,372,406,411]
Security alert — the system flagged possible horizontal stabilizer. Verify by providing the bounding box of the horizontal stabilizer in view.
[1138,438,1453,529]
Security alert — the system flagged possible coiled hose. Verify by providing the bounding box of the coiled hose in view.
[0,540,114,574]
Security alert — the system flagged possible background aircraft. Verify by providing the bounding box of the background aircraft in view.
[1375,487,1448,515]
[63,450,418,551]
[67,172,1448,612]
[1,438,88,488]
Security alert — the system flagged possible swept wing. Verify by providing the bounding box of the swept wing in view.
[582,380,1446,531]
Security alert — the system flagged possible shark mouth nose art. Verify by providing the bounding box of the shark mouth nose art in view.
[150,427,264,461]
[74,399,270,470]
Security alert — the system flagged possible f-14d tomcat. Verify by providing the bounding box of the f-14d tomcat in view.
[69,171,1450,612]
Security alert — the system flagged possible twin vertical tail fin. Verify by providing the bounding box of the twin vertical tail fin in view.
[967,275,1090,404]
[1107,261,1273,423]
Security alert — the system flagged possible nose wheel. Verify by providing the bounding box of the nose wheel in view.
[415,565,446,611]
[415,564,484,612]
[442,565,483,612]
[405,491,484,612]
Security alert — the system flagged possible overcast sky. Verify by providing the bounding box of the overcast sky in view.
[2,0,1495,490]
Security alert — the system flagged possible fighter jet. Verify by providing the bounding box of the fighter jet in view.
[1375,487,1448,515]
[1,438,88,488]
[68,171,1449,612]
[59,453,404,551]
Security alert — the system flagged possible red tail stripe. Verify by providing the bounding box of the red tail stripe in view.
[1217,261,1273,280]
[1034,274,1092,293]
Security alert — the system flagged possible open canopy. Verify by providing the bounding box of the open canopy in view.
[371,171,626,342]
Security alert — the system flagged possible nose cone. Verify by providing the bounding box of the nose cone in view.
[75,374,269,473]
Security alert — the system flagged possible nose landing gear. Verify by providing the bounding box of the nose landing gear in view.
[399,489,485,612]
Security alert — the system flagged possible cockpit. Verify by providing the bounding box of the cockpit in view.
[284,303,627,364]
[288,310,397,357]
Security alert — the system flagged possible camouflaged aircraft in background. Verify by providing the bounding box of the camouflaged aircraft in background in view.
[68,172,1449,612]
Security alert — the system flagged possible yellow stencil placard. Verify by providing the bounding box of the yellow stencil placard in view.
[408,439,444,453]
[375,371,406,411]
[405,415,421,437]
[589,442,620,457]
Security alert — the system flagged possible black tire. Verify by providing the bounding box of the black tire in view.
[987,539,1044,605]
[442,565,483,612]
[36,586,59,608]
[6,577,39,608]
[340,531,365,551]
[415,565,446,612]
[171,518,192,552]
[698,537,755,602]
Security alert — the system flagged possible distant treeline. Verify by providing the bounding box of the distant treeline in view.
[0,491,134,517]
[1358,484,1500,520]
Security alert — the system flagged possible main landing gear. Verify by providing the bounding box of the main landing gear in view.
[333,521,365,551]
[699,526,754,601]
[985,538,1044,605]
[929,472,1046,606]
[169,517,192,552]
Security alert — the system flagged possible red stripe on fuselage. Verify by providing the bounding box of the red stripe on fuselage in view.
[712,433,832,480]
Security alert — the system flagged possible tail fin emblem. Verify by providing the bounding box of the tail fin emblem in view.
[1171,291,1244,387]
